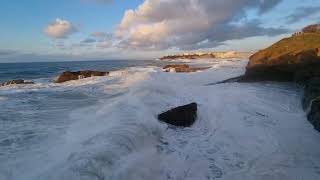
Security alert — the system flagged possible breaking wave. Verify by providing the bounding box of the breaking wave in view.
[1,59,320,180]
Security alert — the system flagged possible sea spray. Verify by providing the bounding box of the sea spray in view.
[2,59,320,180]
[29,67,165,180]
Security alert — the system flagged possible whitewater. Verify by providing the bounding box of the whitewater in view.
[1,59,320,180]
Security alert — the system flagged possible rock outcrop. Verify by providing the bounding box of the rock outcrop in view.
[308,99,320,131]
[303,78,320,109]
[163,64,210,73]
[55,70,109,83]
[303,78,320,132]
[163,64,190,72]
[158,103,197,127]
[244,33,320,82]
[1,79,34,86]
[240,25,320,132]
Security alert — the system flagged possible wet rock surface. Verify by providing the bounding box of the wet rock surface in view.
[307,99,320,132]
[55,70,109,83]
[1,79,34,86]
[163,64,210,73]
[158,103,197,127]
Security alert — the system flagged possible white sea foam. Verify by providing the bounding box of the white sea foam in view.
[1,59,320,180]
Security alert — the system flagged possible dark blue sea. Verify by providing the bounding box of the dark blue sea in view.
[0,59,168,180]
[0,60,163,83]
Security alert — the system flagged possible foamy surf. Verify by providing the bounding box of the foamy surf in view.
[1,59,320,180]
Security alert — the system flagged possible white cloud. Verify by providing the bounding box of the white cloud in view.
[44,18,77,39]
[115,0,285,50]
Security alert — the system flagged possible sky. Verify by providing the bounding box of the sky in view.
[0,0,319,63]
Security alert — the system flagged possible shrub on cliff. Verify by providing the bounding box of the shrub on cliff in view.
[302,24,320,34]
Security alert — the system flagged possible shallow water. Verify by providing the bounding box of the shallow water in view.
[1,59,320,180]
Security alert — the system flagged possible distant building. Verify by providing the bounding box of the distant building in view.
[292,31,303,36]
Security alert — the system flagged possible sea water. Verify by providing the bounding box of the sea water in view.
[1,59,320,180]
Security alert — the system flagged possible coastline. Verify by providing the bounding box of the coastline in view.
[1,58,320,180]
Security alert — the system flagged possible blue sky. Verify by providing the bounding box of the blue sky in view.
[0,0,142,52]
[0,0,319,62]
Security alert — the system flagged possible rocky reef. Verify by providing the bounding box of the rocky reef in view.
[1,79,34,86]
[163,64,210,73]
[55,70,109,83]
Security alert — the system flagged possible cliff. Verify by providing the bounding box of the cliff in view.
[245,33,320,82]
[241,24,320,132]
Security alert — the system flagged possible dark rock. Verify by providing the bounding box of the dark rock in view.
[163,64,189,70]
[303,78,320,110]
[55,70,109,83]
[158,103,197,127]
[1,79,34,86]
[163,64,210,73]
[307,99,320,132]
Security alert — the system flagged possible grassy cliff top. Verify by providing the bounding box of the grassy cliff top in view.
[249,33,320,66]
[268,33,320,53]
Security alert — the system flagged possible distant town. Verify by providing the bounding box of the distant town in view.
[160,51,249,60]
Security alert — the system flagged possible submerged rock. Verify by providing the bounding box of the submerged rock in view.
[1,79,34,86]
[55,70,109,83]
[163,64,190,69]
[163,64,210,73]
[158,102,197,127]
[163,64,190,72]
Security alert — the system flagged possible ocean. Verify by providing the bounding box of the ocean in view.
[1,59,320,180]
[0,60,163,180]
[0,60,164,82]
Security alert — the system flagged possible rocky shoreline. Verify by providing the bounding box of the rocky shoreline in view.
[1,24,319,131]
[163,64,211,73]
[0,64,212,87]
[54,70,109,83]
[219,24,320,132]
[1,79,34,86]
[0,70,110,86]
